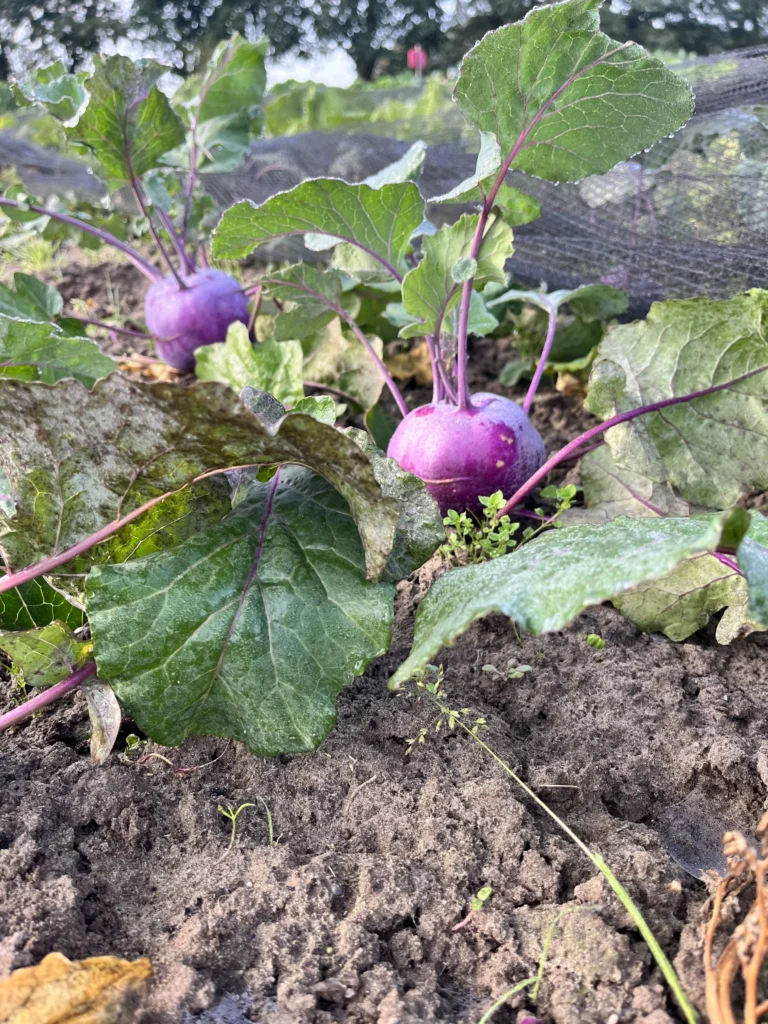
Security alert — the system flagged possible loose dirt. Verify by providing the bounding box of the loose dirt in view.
[1,261,766,1024]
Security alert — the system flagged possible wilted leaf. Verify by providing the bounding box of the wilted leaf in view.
[303,318,384,412]
[82,679,122,764]
[213,179,424,279]
[0,951,151,1023]
[347,431,444,582]
[88,468,394,754]
[586,290,768,510]
[0,621,91,688]
[195,323,304,405]
[400,214,512,339]
[0,319,118,388]
[391,510,749,685]
[454,0,693,182]
[0,376,400,579]
[386,341,434,386]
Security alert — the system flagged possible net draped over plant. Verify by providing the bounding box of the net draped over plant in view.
[5,47,768,312]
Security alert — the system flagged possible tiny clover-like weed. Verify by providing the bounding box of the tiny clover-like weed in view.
[584,633,606,649]
[440,491,520,565]
[404,664,488,756]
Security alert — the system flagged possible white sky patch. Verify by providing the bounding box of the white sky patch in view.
[267,48,357,88]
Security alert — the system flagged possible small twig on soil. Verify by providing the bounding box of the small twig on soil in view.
[131,743,231,776]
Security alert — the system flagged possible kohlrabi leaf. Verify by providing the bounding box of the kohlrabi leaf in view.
[611,555,746,642]
[0,577,85,631]
[87,467,394,755]
[302,318,384,412]
[363,140,427,188]
[0,621,91,689]
[346,431,444,583]
[586,291,768,510]
[269,264,342,342]
[454,0,694,182]
[391,510,748,686]
[70,56,185,186]
[565,284,629,323]
[15,61,88,125]
[195,323,304,405]
[213,180,424,279]
[0,376,400,580]
[0,274,63,321]
[0,320,118,387]
[572,444,690,523]
[174,34,267,127]
[429,132,541,226]
[400,214,512,339]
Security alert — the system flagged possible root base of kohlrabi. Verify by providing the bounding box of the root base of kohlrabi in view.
[144,268,250,372]
[387,393,546,515]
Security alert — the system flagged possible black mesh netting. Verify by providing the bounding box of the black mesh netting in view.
[3,45,768,315]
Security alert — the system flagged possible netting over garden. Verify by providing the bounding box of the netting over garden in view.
[3,45,768,314]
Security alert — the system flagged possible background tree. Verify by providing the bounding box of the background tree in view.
[0,0,125,74]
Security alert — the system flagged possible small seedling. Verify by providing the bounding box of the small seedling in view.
[217,796,275,862]
[482,660,532,680]
[125,733,143,753]
[584,633,606,650]
[452,884,494,932]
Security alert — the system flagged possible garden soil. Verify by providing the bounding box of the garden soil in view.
[2,261,768,1024]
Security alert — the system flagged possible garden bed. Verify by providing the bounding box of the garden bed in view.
[2,260,766,1024]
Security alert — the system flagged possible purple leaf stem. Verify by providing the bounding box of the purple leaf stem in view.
[497,363,768,517]
[524,301,557,414]
[0,197,160,281]
[0,662,97,734]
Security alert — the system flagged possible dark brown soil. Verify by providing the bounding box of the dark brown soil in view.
[2,261,767,1024]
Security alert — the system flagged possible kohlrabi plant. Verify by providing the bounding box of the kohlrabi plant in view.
[1,35,267,371]
[4,0,768,763]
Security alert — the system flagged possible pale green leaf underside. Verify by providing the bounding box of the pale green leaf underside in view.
[454,0,694,182]
[391,512,746,685]
[88,469,394,755]
[586,290,768,510]
[212,179,424,277]
[0,375,399,580]
[195,323,304,405]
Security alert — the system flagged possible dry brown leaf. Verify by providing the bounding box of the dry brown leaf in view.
[386,341,433,386]
[555,372,584,397]
[0,951,152,1023]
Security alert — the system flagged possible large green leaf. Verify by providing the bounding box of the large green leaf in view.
[212,179,424,279]
[0,577,85,631]
[195,323,304,405]
[734,512,768,626]
[0,621,91,689]
[454,0,693,182]
[14,62,88,125]
[400,214,512,339]
[572,444,690,523]
[0,376,400,580]
[391,511,749,686]
[87,468,394,754]
[303,319,384,412]
[70,56,185,186]
[586,290,768,510]
[0,319,118,387]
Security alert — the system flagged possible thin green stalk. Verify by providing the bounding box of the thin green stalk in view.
[435,699,698,1024]
[476,978,535,1024]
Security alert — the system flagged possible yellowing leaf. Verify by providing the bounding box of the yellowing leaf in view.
[0,951,152,1023]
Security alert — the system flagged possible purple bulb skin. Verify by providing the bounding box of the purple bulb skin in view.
[144,268,250,372]
[387,393,546,516]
